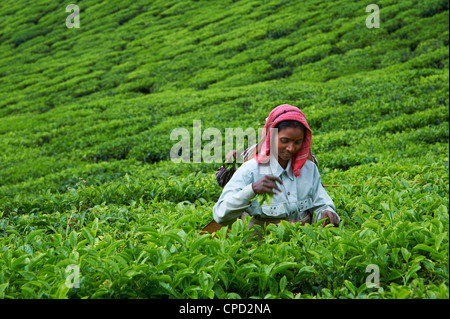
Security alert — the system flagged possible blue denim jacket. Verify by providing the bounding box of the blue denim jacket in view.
[213,155,338,225]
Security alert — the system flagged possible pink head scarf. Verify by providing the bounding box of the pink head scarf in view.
[255,104,312,177]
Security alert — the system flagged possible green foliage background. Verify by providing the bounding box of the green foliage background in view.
[0,0,448,299]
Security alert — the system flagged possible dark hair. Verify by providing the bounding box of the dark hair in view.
[275,120,306,132]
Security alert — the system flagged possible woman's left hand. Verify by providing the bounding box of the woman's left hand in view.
[320,210,340,227]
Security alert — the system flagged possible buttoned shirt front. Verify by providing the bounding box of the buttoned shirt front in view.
[213,154,338,225]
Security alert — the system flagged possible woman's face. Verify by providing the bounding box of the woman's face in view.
[276,126,305,168]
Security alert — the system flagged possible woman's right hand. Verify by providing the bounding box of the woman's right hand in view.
[251,175,283,195]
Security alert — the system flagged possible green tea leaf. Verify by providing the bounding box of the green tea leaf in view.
[404,263,421,284]
[190,235,209,252]
[225,292,241,299]
[344,280,357,296]
[279,276,287,293]
[173,268,195,288]
[25,229,44,244]
[21,286,37,298]
[54,284,70,299]
[160,282,181,299]
[82,228,95,245]
[302,225,315,241]
[91,288,109,299]
[0,283,9,295]
[413,244,441,257]
[344,255,362,271]
[435,232,447,251]
[257,192,274,207]
[19,271,37,281]
[401,248,411,262]
[271,262,299,276]
[297,266,317,278]
[69,231,77,250]
[268,277,278,295]
[388,269,403,281]
[12,255,30,269]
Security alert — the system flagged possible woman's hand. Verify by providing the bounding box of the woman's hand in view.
[320,210,340,227]
[252,175,282,195]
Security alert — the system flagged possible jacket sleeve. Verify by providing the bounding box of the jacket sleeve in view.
[309,165,340,224]
[213,164,256,225]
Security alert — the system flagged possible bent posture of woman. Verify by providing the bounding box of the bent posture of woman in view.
[213,104,339,230]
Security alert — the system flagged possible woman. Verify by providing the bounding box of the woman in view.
[213,104,339,229]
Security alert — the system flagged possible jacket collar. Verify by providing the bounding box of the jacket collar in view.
[269,154,295,181]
